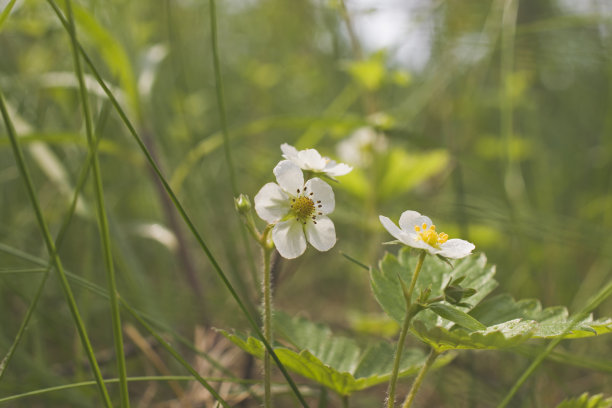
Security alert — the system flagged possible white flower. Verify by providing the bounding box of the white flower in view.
[254,160,336,259]
[280,143,352,178]
[337,127,388,167]
[379,210,475,259]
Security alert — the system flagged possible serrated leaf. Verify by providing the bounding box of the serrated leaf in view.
[370,249,497,325]
[218,313,454,396]
[556,392,612,408]
[470,294,612,339]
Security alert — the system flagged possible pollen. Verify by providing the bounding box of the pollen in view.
[415,224,448,248]
[291,196,316,222]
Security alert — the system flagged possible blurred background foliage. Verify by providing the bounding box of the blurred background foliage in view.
[1,0,612,406]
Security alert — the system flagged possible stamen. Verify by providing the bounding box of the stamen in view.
[415,226,421,232]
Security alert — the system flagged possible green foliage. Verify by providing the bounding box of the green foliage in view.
[556,393,612,408]
[372,249,612,352]
[220,313,454,396]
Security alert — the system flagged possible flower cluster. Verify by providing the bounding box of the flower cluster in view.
[254,144,351,259]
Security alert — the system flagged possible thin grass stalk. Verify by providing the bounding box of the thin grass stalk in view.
[0,375,263,404]
[120,299,231,408]
[63,1,130,405]
[0,88,113,407]
[0,241,262,403]
[0,102,107,383]
[208,0,259,312]
[401,348,439,408]
[497,278,612,408]
[386,251,426,408]
[45,3,309,405]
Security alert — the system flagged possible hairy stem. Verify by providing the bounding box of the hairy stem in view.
[386,251,427,408]
[262,246,274,408]
[402,348,439,408]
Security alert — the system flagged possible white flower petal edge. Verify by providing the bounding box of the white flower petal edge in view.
[273,160,304,194]
[438,239,475,259]
[272,219,307,259]
[280,143,352,177]
[324,161,352,177]
[399,210,433,232]
[254,183,290,223]
[305,216,336,252]
[305,178,335,214]
[379,215,410,243]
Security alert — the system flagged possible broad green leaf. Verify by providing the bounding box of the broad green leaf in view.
[370,249,498,325]
[219,313,454,396]
[470,294,612,339]
[556,393,612,408]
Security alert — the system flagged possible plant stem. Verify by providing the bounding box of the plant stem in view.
[341,395,349,408]
[262,246,274,408]
[0,86,113,408]
[401,348,439,408]
[63,0,130,405]
[386,251,427,408]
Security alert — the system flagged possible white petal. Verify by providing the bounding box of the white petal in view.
[280,143,299,161]
[324,161,353,177]
[297,149,326,170]
[379,215,407,242]
[273,160,304,195]
[254,183,290,223]
[305,178,334,215]
[272,219,307,259]
[305,216,336,252]
[399,210,433,231]
[439,239,475,259]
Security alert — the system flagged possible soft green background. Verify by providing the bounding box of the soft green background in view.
[1,0,611,406]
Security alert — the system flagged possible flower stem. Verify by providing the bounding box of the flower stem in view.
[386,251,427,408]
[342,395,349,408]
[401,348,439,408]
[262,245,274,408]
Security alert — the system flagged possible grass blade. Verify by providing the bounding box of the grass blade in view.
[0,85,112,407]
[63,0,130,405]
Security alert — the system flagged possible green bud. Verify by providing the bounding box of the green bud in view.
[234,194,252,214]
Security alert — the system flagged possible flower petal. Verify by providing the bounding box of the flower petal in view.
[280,143,299,161]
[254,183,290,223]
[305,216,336,252]
[297,149,326,170]
[379,215,407,242]
[272,219,307,259]
[305,178,335,214]
[439,239,475,259]
[399,210,433,231]
[273,160,304,195]
[324,161,353,177]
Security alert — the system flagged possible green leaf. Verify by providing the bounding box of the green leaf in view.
[414,294,612,352]
[428,304,486,331]
[370,249,498,324]
[219,313,455,396]
[556,393,612,408]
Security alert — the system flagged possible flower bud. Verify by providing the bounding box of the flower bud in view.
[234,194,252,215]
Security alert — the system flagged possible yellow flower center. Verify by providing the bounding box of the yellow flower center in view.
[290,186,323,224]
[414,223,448,248]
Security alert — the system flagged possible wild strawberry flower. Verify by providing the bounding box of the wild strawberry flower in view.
[254,160,336,259]
[281,143,352,178]
[379,210,475,259]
